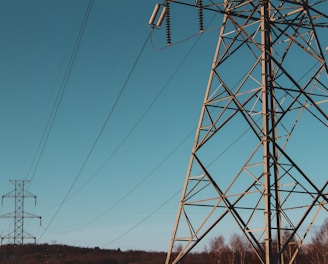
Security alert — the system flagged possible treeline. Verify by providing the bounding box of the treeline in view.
[0,244,168,264]
[0,219,326,264]
[205,218,328,264]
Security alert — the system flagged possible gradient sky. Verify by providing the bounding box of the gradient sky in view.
[0,0,326,252]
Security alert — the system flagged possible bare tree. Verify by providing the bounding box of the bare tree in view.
[280,229,299,264]
[308,219,328,264]
[209,235,229,264]
[229,233,249,264]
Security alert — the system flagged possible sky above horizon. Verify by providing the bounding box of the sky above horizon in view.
[0,0,326,252]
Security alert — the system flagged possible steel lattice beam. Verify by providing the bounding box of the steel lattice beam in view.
[149,1,328,264]
[0,180,41,245]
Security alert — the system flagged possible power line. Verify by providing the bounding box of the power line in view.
[102,188,182,248]
[67,27,204,201]
[46,10,220,236]
[36,2,214,243]
[51,30,206,234]
[25,0,94,185]
[38,23,152,243]
[35,0,95,241]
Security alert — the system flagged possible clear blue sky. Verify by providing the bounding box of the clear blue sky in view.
[0,0,326,252]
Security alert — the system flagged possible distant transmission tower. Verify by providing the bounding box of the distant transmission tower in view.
[150,1,328,263]
[0,180,41,245]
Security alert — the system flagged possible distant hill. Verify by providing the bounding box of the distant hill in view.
[0,244,207,264]
[0,244,164,264]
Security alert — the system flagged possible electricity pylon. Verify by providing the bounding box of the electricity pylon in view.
[0,180,41,245]
[150,1,328,263]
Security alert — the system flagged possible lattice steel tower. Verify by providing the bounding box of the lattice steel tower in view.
[150,1,328,263]
[0,180,41,244]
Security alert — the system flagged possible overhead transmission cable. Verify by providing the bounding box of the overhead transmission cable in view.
[41,4,217,241]
[38,18,152,243]
[69,0,220,200]
[25,0,94,186]
[53,31,207,234]
[67,29,204,201]
[103,188,182,248]
[47,9,221,234]
[48,127,195,235]
[35,0,94,241]
[23,0,94,235]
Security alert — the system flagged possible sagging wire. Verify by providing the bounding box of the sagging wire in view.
[37,26,153,241]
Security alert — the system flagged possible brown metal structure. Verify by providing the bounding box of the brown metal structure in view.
[149,1,328,263]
